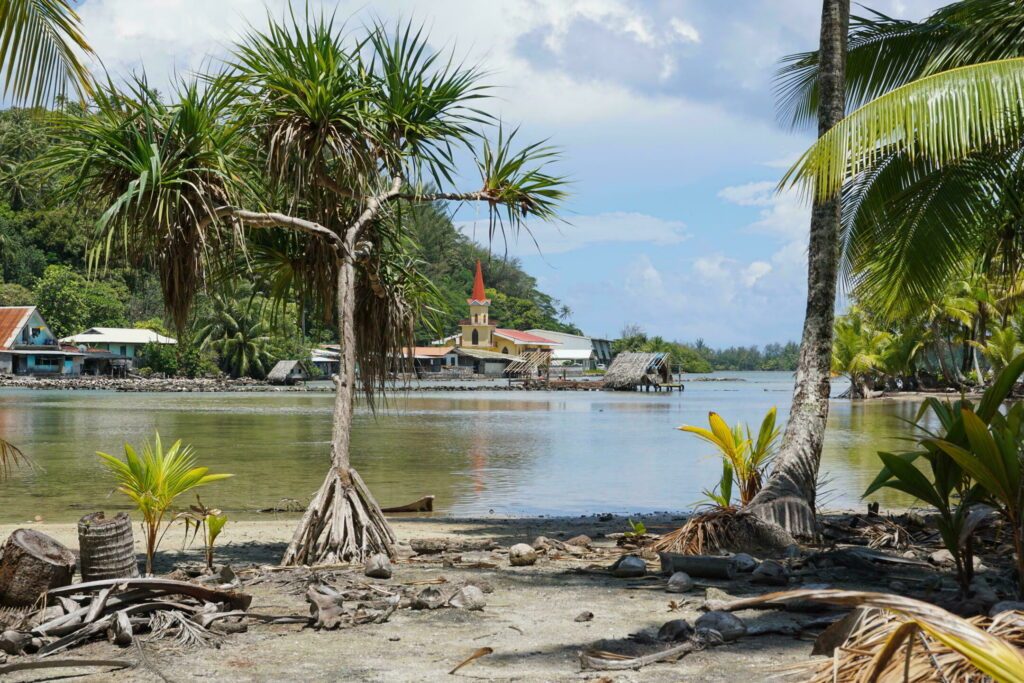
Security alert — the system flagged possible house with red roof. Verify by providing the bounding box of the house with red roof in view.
[0,306,84,376]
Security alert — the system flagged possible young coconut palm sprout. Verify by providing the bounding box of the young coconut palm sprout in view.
[653,408,780,554]
[97,433,232,575]
[47,11,567,565]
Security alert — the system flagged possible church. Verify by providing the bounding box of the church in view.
[457,260,559,357]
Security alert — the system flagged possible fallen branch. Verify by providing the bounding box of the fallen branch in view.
[48,578,252,610]
[580,632,723,671]
[0,658,134,676]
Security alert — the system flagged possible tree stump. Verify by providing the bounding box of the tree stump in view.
[77,512,139,582]
[0,529,76,606]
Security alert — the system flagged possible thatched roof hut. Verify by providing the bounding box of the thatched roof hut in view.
[267,360,305,385]
[602,352,671,391]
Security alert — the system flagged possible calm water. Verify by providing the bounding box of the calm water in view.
[0,372,924,523]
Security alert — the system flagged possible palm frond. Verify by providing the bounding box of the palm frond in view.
[0,0,93,107]
[0,437,31,480]
[785,58,1024,202]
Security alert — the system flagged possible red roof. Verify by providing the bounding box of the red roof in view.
[0,307,33,350]
[494,329,559,345]
[469,260,488,302]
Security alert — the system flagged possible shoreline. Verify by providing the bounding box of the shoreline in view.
[0,373,984,399]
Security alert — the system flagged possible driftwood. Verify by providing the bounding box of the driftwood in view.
[0,658,134,676]
[658,553,737,580]
[0,530,76,606]
[580,631,724,671]
[381,495,434,513]
[77,512,139,581]
[48,578,252,611]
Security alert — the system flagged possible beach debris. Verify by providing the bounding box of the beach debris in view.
[0,630,31,655]
[0,658,135,677]
[731,553,758,573]
[448,585,486,611]
[448,646,493,675]
[305,584,399,629]
[531,536,552,551]
[811,608,868,656]
[658,553,737,580]
[0,529,77,607]
[694,611,747,641]
[381,495,435,513]
[565,535,592,548]
[657,618,694,642]
[929,548,955,567]
[412,586,448,610]
[611,555,646,578]
[364,554,393,579]
[991,601,1024,616]
[411,538,499,555]
[665,572,694,593]
[77,512,139,582]
[750,559,789,586]
[509,544,538,567]
[575,611,594,622]
[579,630,724,671]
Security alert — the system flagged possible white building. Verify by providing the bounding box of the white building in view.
[525,329,598,367]
[62,327,177,361]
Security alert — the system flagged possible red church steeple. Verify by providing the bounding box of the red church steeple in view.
[469,259,489,303]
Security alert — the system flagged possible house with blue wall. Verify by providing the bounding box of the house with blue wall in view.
[62,327,176,367]
[0,307,84,375]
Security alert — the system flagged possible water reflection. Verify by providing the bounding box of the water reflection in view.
[0,373,928,522]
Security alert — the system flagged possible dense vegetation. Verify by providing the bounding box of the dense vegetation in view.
[613,325,800,373]
[0,109,577,377]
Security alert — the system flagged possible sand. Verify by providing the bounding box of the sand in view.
[0,515,819,682]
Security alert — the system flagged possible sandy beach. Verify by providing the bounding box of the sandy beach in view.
[0,514,818,682]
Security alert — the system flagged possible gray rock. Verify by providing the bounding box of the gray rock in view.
[666,571,693,593]
[990,601,1024,617]
[750,559,789,586]
[657,618,694,642]
[448,585,486,611]
[363,553,392,579]
[574,611,594,622]
[929,549,955,567]
[411,586,446,610]
[783,544,801,559]
[695,611,746,642]
[732,553,758,573]
[611,554,647,578]
[509,543,538,567]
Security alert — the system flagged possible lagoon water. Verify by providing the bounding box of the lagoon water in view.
[0,371,923,522]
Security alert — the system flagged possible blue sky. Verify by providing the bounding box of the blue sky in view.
[75,0,947,345]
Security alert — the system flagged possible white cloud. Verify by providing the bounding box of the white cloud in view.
[669,18,701,44]
[719,182,809,241]
[459,211,688,256]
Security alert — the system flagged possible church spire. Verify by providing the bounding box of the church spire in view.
[469,259,488,303]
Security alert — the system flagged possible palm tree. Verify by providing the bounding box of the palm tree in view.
[195,291,274,379]
[976,325,1023,374]
[48,13,566,565]
[0,0,94,107]
[743,0,851,539]
[778,2,1024,320]
[831,308,890,398]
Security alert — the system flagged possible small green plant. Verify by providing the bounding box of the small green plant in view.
[179,496,229,571]
[623,518,647,538]
[98,432,232,575]
[680,408,780,507]
[867,354,1024,594]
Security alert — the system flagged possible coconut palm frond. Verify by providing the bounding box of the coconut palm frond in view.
[785,58,1024,202]
[0,0,94,107]
[756,589,1024,683]
[776,1,1024,130]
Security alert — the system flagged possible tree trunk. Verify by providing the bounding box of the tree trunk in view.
[0,529,76,606]
[77,512,139,582]
[282,253,396,565]
[744,0,849,539]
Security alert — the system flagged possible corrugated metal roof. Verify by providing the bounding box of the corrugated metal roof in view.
[0,307,34,350]
[62,327,176,345]
[494,329,559,345]
[412,346,454,358]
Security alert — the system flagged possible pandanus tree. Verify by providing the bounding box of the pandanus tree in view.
[47,13,566,565]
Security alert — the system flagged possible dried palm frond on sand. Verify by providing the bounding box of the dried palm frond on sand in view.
[741,589,1024,682]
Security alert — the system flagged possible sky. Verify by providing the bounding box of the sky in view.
[73,0,949,346]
